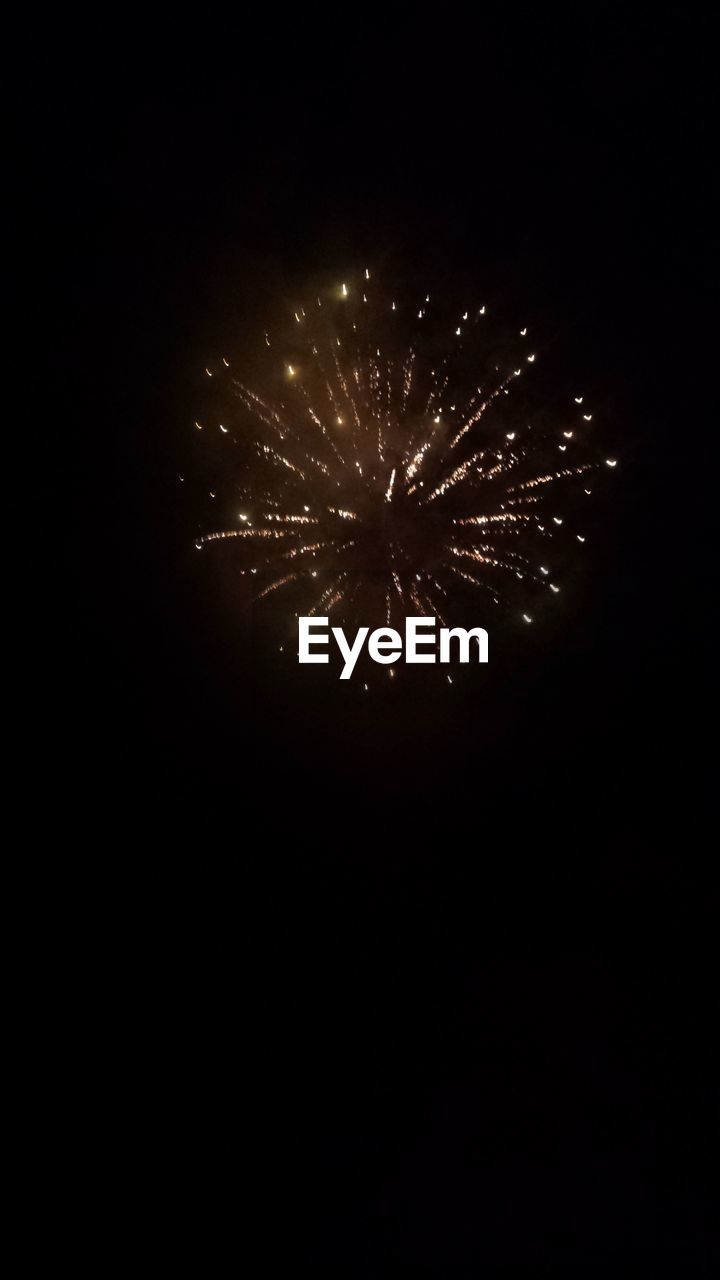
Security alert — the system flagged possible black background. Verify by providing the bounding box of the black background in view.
[49,10,717,1267]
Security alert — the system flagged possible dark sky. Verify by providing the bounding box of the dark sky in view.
[51,12,717,1266]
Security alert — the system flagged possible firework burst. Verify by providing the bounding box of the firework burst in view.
[187,272,616,632]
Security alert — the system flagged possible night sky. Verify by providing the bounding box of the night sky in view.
[52,13,716,1266]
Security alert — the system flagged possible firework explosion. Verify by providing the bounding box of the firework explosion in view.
[187,272,616,636]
